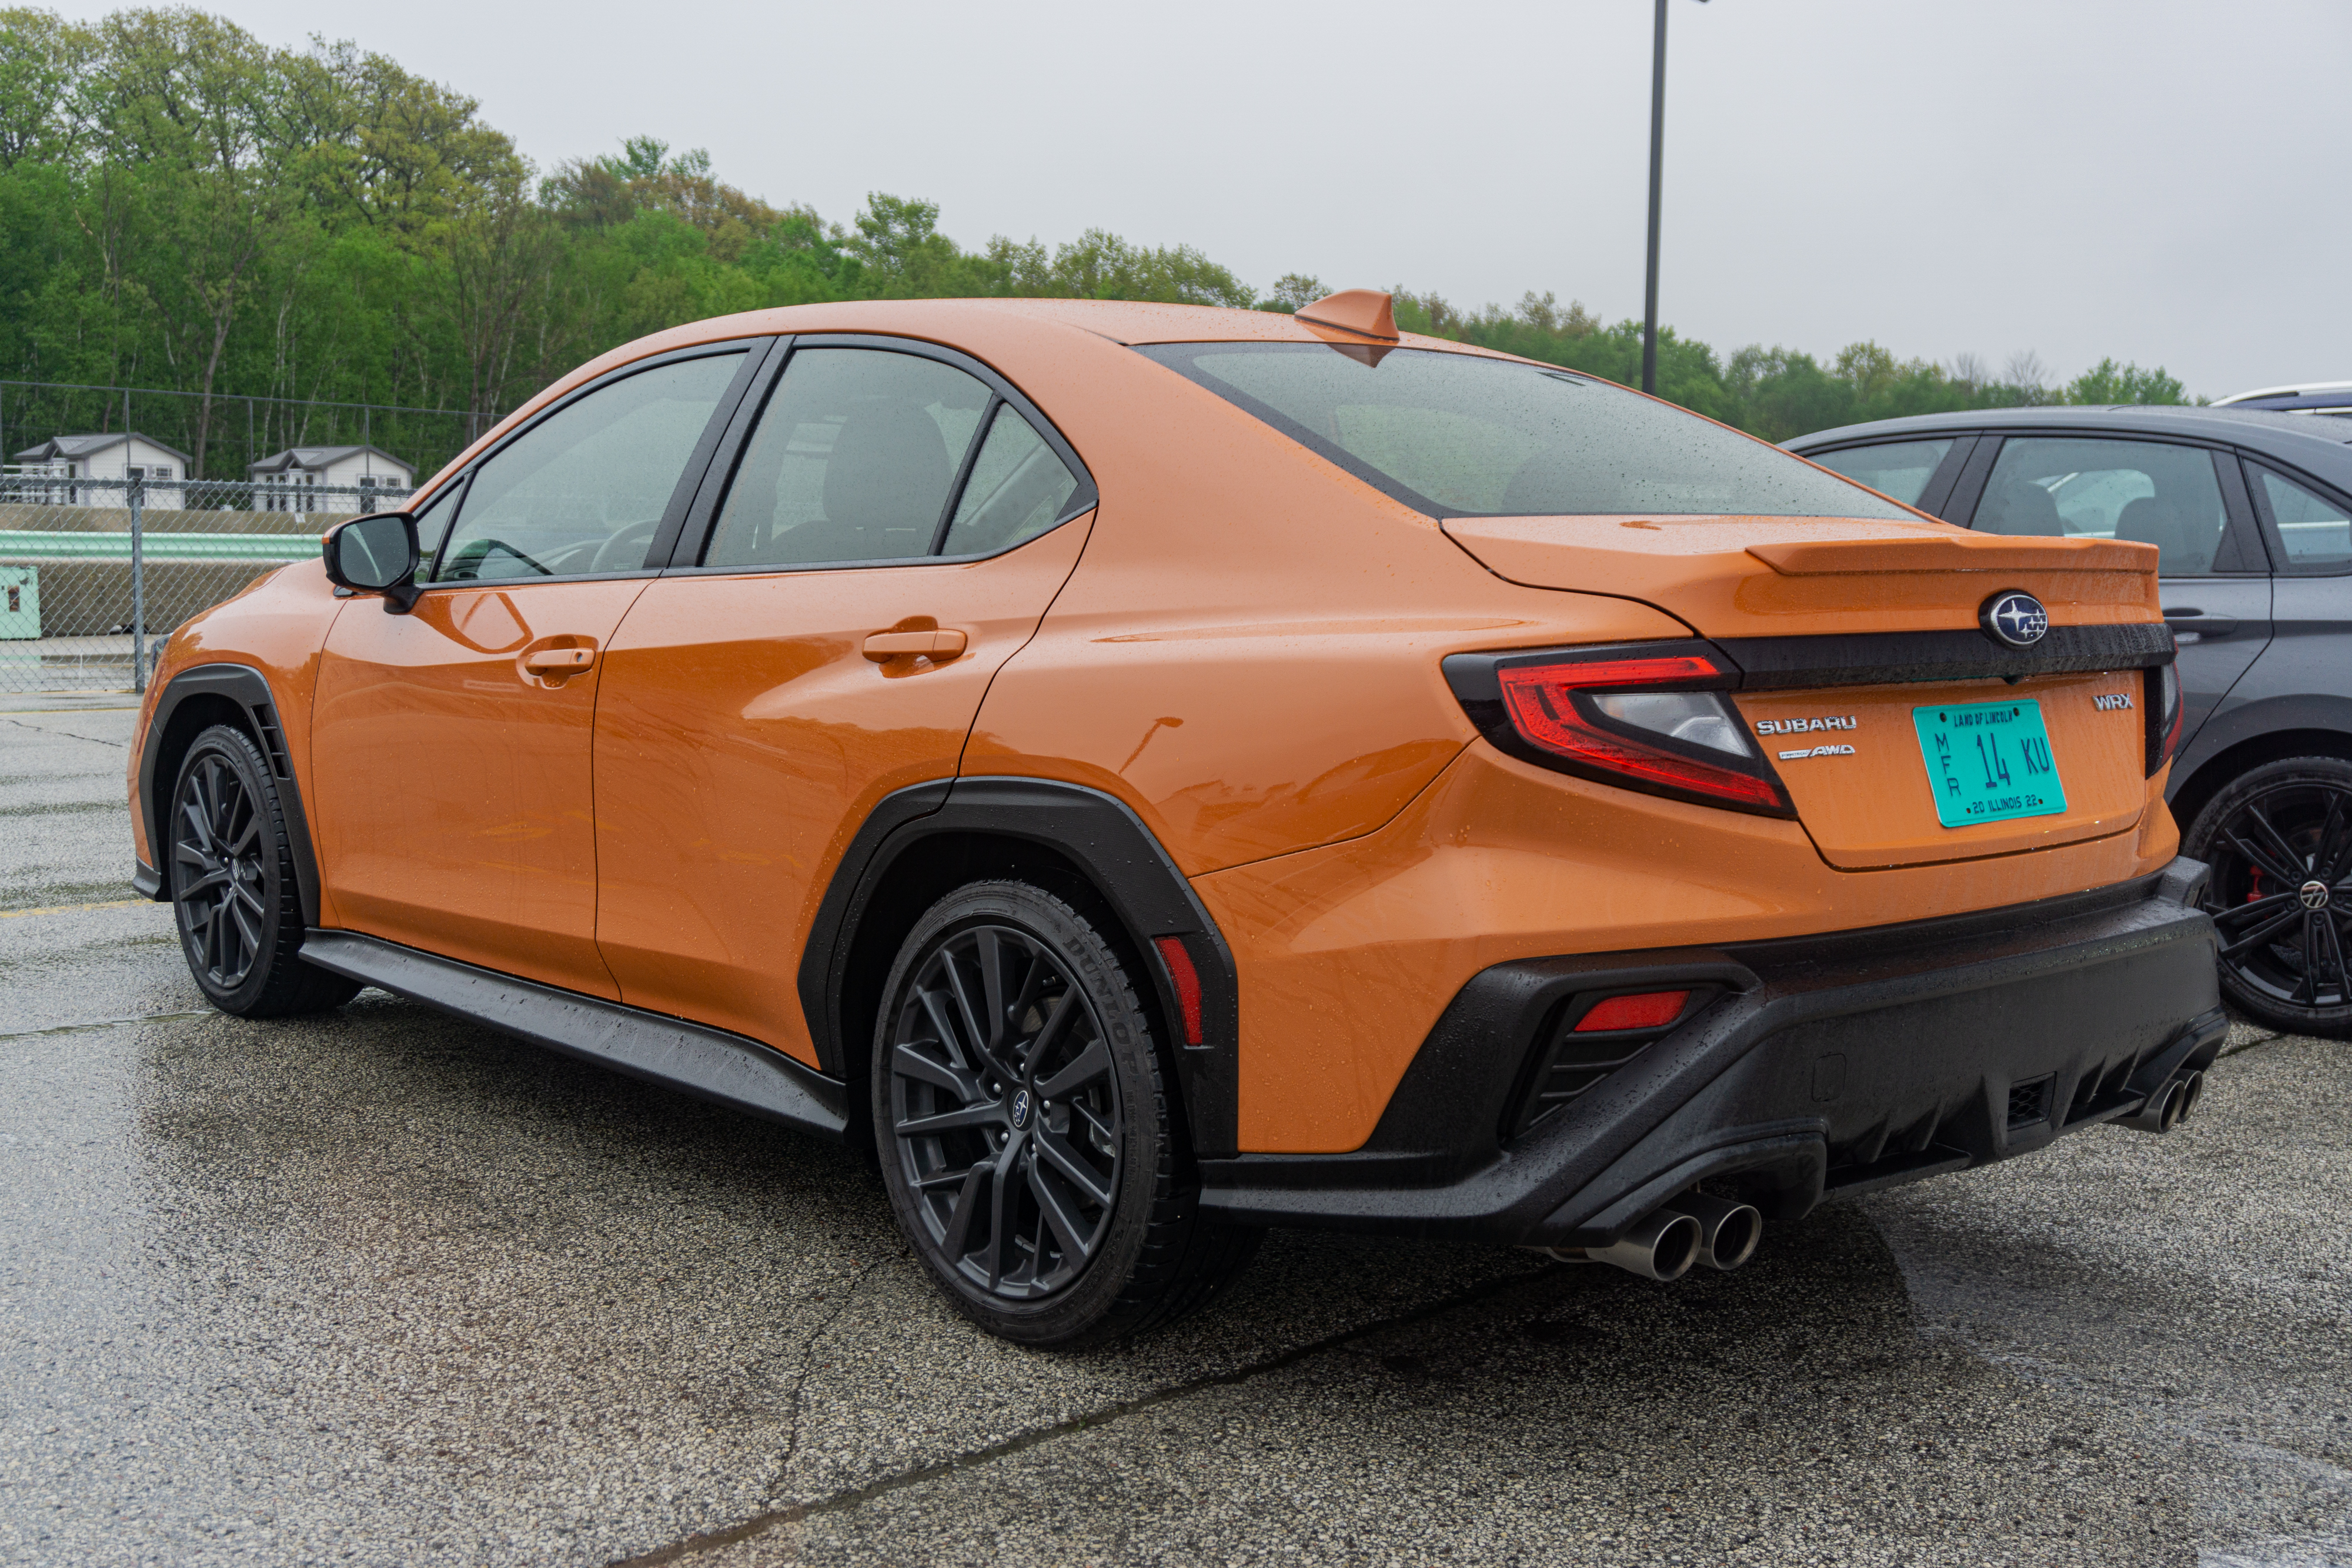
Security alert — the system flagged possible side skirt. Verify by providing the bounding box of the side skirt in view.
[300,929,848,1141]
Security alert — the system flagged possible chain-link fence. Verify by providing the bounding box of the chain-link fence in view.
[0,475,410,695]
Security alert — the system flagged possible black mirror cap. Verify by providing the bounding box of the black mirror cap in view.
[322,513,422,611]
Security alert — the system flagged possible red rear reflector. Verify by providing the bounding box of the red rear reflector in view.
[1154,936,1204,1045]
[1575,990,1690,1032]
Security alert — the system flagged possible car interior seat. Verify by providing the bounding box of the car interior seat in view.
[810,402,953,560]
[2116,494,2215,574]
[1976,479,2069,536]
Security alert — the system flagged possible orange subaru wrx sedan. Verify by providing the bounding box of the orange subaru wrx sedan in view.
[128,290,2224,1345]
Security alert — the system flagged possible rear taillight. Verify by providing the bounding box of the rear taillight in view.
[1444,641,1794,818]
[2145,661,2183,777]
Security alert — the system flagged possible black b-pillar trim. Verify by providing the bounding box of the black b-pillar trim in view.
[300,930,848,1139]
[136,662,324,928]
[798,777,1241,1159]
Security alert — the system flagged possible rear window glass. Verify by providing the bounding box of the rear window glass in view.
[1806,439,1955,507]
[1137,342,1915,520]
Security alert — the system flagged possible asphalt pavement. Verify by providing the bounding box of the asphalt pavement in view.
[2,703,2346,1567]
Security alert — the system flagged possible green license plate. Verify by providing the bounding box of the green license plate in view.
[1912,698,2068,828]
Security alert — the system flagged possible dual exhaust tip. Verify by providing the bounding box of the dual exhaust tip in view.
[1541,1191,1763,1283]
[2123,1068,2206,1134]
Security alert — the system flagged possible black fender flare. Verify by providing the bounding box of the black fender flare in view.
[796,777,1240,1158]
[134,662,323,930]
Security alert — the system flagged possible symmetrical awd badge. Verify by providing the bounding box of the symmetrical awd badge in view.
[1758,714,1858,761]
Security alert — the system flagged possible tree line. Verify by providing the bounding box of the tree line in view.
[0,6,2193,480]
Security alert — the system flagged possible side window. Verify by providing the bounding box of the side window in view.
[1972,437,2233,576]
[941,404,1083,556]
[408,479,461,559]
[703,349,991,569]
[1806,439,1953,508]
[432,352,744,583]
[2250,464,2352,573]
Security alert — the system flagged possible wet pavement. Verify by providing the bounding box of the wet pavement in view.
[1,703,2346,1567]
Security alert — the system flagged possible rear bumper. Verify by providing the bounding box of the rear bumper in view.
[1200,858,2224,1246]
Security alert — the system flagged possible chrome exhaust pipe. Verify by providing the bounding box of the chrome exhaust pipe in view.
[1663,1192,1763,1271]
[1558,1208,1703,1282]
[2122,1074,2188,1133]
[2174,1069,2206,1125]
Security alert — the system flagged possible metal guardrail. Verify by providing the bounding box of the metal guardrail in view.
[0,476,409,695]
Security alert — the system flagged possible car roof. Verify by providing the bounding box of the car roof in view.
[1784,404,2352,492]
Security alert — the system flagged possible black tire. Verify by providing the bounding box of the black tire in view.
[2183,755,2352,1039]
[166,724,360,1019]
[871,880,1259,1347]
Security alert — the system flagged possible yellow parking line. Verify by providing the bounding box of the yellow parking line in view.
[0,898,150,919]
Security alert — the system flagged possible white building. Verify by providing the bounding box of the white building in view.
[9,433,192,508]
[248,445,415,513]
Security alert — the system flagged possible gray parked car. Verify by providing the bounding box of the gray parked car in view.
[1788,407,2352,1037]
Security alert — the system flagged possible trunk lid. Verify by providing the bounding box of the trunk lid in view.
[1442,513,2167,870]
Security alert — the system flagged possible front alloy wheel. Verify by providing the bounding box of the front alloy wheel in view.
[2187,756,2352,1038]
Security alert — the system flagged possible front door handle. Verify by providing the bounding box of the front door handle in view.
[523,647,596,676]
[863,628,967,662]
[2162,609,2239,638]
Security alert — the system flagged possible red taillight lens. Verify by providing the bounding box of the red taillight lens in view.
[1575,990,1690,1032]
[1452,642,1793,818]
[2146,661,2183,777]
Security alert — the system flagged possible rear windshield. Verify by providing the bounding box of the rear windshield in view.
[1138,342,1915,520]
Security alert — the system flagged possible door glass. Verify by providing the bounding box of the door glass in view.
[2253,467,2352,571]
[941,404,1081,556]
[1974,437,2229,575]
[1806,440,1953,507]
[432,352,744,583]
[703,348,992,569]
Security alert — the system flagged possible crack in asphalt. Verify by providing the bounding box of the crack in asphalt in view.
[769,1256,886,1495]
[605,1261,1564,1567]
[0,1008,213,1042]
[0,713,131,749]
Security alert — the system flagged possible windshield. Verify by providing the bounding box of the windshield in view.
[1138,342,1915,520]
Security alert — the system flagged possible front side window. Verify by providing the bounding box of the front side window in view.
[1973,437,2234,576]
[703,349,997,569]
[2251,465,2352,571]
[432,352,745,583]
[1807,439,1955,508]
[1138,342,1917,520]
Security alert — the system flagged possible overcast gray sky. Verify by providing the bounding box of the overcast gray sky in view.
[97,0,2352,398]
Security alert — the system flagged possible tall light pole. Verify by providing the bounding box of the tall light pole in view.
[1642,0,1704,397]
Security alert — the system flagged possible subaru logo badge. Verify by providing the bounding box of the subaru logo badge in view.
[1980,590,2050,649]
[1009,1088,1031,1129]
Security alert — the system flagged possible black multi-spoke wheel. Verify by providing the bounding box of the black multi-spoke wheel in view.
[168,726,359,1018]
[2185,757,2352,1038]
[889,919,1124,1299]
[872,881,1261,1346]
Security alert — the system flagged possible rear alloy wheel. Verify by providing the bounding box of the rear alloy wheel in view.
[873,880,1259,1346]
[2184,756,2352,1038]
[168,724,359,1018]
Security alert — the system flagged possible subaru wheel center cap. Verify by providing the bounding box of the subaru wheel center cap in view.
[2301,880,2331,911]
[1009,1088,1031,1129]
[1980,590,2050,649]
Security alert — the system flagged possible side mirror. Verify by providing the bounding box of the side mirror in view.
[322,513,422,613]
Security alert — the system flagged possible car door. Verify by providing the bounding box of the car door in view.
[1955,433,2273,757]
[2240,456,2352,745]
[589,337,1097,1066]
[309,344,761,997]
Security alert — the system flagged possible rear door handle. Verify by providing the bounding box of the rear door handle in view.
[2161,609,2238,638]
[863,628,967,662]
[523,647,596,676]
